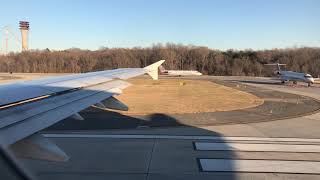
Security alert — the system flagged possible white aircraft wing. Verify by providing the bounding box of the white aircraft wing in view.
[0,60,165,161]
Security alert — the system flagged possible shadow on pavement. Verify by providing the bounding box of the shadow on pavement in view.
[42,111,237,180]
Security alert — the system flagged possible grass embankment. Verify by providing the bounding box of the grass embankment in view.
[0,74,263,115]
[116,78,263,115]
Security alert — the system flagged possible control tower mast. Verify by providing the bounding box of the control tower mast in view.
[19,21,29,51]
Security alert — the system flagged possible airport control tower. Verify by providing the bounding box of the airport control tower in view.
[19,21,29,51]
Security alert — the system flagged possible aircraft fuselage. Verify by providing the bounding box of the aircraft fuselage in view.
[277,71,314,86]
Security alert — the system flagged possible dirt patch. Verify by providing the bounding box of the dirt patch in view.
[114,78,263,115]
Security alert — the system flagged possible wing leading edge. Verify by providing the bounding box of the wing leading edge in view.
[0,60,165,161]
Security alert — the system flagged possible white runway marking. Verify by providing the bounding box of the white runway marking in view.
[43,134,320,143]
[199,159,320,174]
[195,142,320,152]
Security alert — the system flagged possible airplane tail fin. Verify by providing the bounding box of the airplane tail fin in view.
[144,60,165,80]
[158,65,166,74]
[264,63,286,71]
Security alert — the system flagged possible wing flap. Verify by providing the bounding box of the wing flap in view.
[0,60,165,161]
[0,84,54,106]
[0,61,164,107]
[100,96,129,111]
[10,133,69,162]
[0,80,130,146]
[0,69,137,107]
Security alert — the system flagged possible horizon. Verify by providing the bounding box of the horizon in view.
[17,43,320,53]
[1,0,319,52]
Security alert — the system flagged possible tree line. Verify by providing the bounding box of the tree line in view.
[0,44,320,77]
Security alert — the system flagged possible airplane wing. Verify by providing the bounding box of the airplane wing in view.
[0,60,165,161]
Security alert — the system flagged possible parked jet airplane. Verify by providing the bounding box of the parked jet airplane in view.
[265,63,314,86]
[0,60,165,162]
[159,65,202,76]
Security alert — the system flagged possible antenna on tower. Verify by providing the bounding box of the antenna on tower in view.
[4,27,9,55]
[1,26,22,55]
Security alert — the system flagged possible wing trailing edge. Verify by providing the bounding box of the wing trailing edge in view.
[10,134,69,162]
[0,60,165,162]
[101,96,129,111]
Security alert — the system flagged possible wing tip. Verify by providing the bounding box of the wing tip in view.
[144,60,166,80]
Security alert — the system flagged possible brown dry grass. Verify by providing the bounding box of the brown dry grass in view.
[0,74,263,115]
[115,78,263,115]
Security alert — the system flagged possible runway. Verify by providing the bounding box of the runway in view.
[15,76,320,180]
[20,133,320,180]
[43,134,320,142]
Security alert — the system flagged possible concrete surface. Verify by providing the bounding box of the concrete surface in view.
[13,76,320,179]
[20,135,320,180]
[199,159,320,173]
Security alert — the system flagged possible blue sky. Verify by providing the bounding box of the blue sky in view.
[1,0,319,51]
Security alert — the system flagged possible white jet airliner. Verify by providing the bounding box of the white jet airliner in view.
[0,60,165,162]
[159,65,202,76]
[265,63,314,86]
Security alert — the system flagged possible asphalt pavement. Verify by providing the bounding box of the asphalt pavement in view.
[18,76,320,180]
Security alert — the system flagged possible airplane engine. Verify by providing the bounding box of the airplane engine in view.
[274,71,281,76]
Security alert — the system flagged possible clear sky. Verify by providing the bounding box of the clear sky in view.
[1,0,319,51]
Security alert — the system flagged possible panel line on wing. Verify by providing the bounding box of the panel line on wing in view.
[0,79,123,111]
[0,80,130,132]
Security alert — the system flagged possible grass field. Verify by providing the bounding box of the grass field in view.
[115,78,263,115]
[0,73,263,115]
